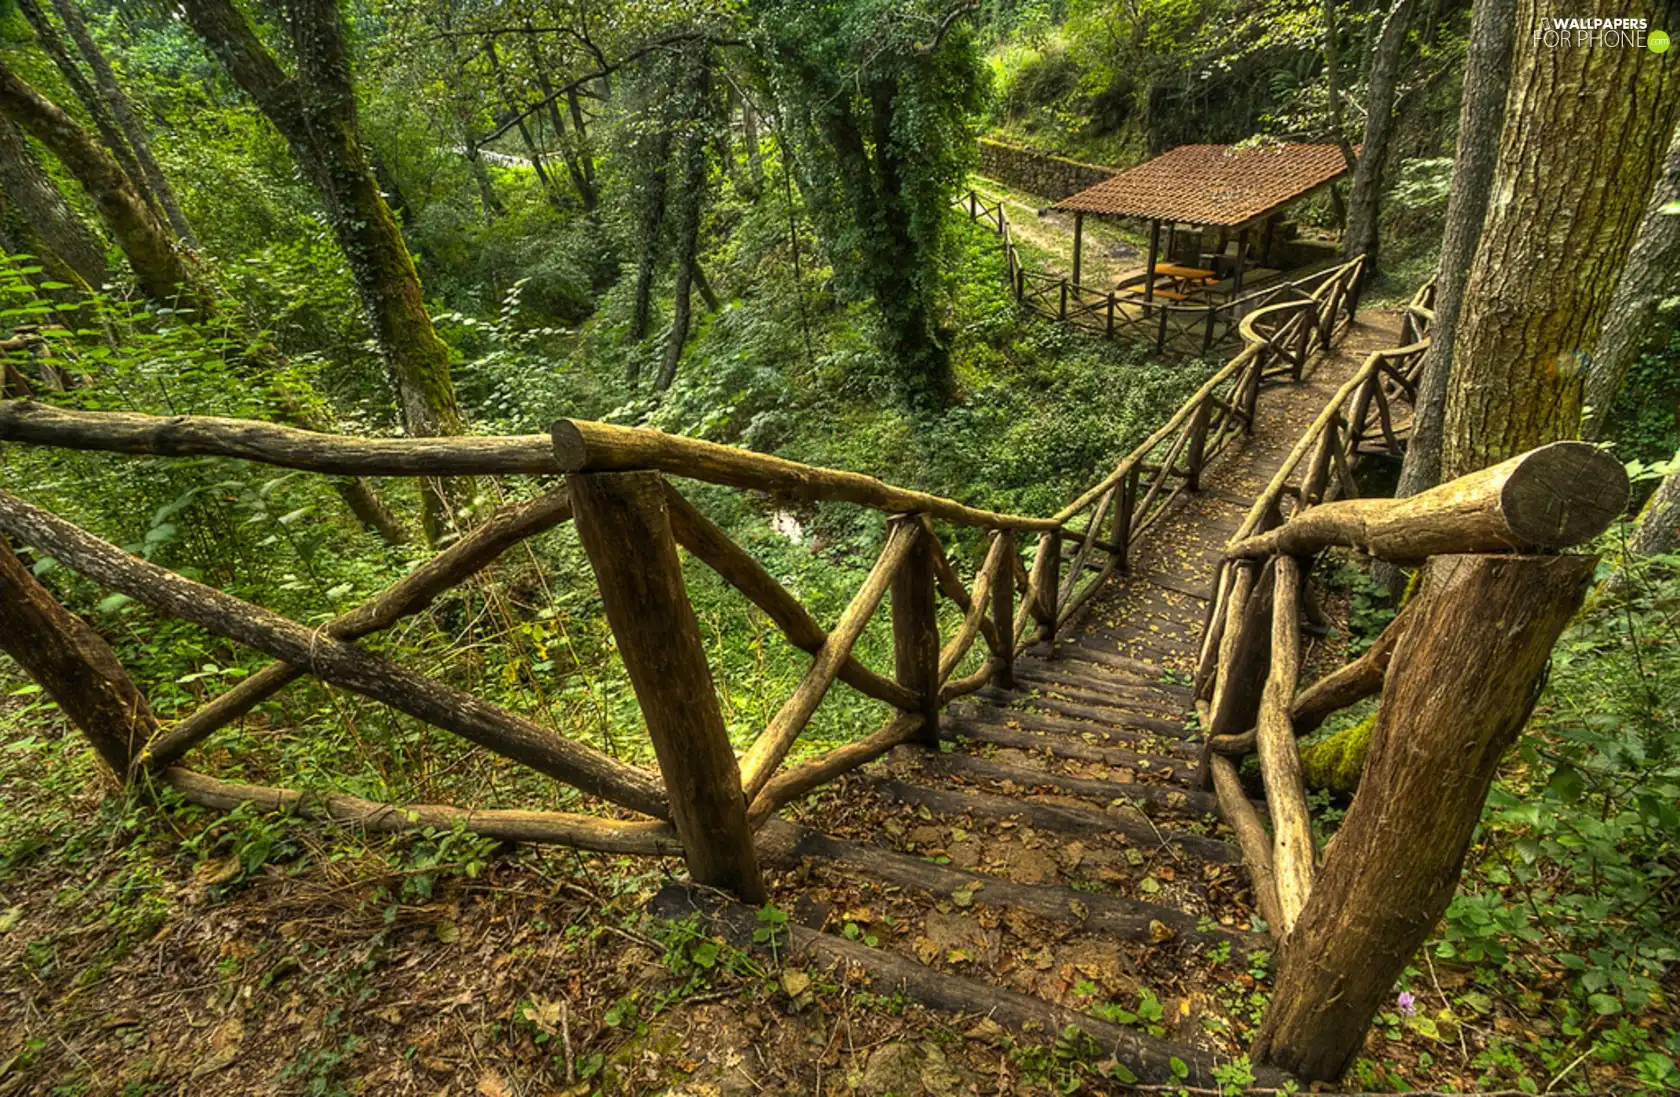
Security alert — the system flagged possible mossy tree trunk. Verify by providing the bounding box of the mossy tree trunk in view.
[181,0,470,543]
[0,113,108,294]
[1439,0,1680,481]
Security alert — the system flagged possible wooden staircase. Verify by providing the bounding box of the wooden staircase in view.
[653,312,1408,1089]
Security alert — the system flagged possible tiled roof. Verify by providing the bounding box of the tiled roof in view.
[1052,144,1350,227]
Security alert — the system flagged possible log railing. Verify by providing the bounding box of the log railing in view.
[1186,274,1632,1079]
[0,245,1365,906]
[960,189,1362,359]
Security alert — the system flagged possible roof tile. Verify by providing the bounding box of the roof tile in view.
[1052,144,1350,227]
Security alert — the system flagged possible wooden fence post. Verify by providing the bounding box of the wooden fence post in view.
[990,528,1016,690]
[567,471,766,903]
[1113,465,1138,571]
[890,517,940,747]
[1031,530,1061,647]
[1059,278,1068,320]
[1155,304,1169,354]
[1105,293,1116,339]
[1202,303,1218,355]
[1253,553,1595,1083]
[1185,398,1211,492]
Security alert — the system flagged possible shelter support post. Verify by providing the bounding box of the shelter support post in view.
[1071,211,1084,290]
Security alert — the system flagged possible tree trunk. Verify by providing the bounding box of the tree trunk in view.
[742,96,765,197]
[486,39,563,210]
[15,0,155,216]
[0,113,108,291]
[629,130,671,357]
[567,87,597,191]
[1439,0,1680,481]
[1395,0,1516,497]
[49,0,198,248]
[524,21,597,210]
[0,536,156,778]
[0,62,409,545]
[0,60,211,313]
[657,62,711,393]
[1251,553,1595,1082]
[1340,0,1419,271]
[180,0,471,543]
[1320,0,1359,169]
[1582,124,1680,440]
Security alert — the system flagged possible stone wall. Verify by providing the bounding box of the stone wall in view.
[976,139,1118,202]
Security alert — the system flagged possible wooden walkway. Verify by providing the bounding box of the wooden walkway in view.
[656,311,1405,1086]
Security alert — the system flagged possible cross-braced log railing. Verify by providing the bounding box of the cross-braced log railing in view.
[1186,280,1631,1080]
[0,250,1366,904]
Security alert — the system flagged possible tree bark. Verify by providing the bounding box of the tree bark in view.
[1252,553,1595,1083]
[0,59,210,313]
[1439,0,1680,480]
[15,0,154,215]
[1340,0,1419,272]
[180,0,471,542]
[0,113,108,292]
[49,0,198,248]
[1395,0,1516,497]
[0,536,155,777]
[656,60,711,393]
[1582,124,1680,440]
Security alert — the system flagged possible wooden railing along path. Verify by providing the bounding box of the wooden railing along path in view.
[959,189,1360,359]
[0,254,1365,905]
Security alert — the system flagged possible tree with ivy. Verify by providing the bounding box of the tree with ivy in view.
[753,0,985,407]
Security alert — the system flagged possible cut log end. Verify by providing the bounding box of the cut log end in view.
[1499,441,1629,549]
[550,419,590,471]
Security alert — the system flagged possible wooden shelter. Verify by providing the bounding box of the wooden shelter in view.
[1053,143,1350,300]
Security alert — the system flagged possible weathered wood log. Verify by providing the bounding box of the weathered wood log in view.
[937,657,1000,705]
[1208,562,1274,741]
[163,768,682,855]
[892,518,941,747]
[1252,553,1595,1083]
[1209,754,1285,933]
[0,536,156,776]
[1030,530,1061,646]
[552,418,1057,530]
[938,532,1008,680]
[745,713,924,828]
[1208,604,1413,756]
[0,487,668,818]
[920,517,1005,655]
[991,529,1016,689]
[567,471,764,903]
[1254,555,1314,932]
[662,484,916,710]
[0,400,556,475]
[738,522,915,798]
[139,486,575,772]
[1229,442,1629,563]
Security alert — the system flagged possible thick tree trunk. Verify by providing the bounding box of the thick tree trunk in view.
[0,113,108,291]
[1582,125,1680,440]
[181,0,471,542]
[1340,0,1419,272]
[50,0,199,248]
[0,536,156,778]
[1396,0,1516,497]
[1251,553,1595,1082]
[1439,0,1680,480]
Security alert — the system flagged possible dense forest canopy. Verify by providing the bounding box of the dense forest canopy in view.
[1,0,1678,1092]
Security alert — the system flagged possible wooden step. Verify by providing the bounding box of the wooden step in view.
[650,883,1285,1090]
[1028,641,1187,682]
[996,676,1184,721]
[942,717,1198,782]
[908,749,1218,817]
[1012,661,1189,707]
[759,820,1257,952]
[859,775,1239,864]
[971,689,1193,739]
[944,704,1201,758]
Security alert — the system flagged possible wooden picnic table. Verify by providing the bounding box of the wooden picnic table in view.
[1120,262,1218,301]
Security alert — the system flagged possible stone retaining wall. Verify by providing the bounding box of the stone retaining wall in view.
[976,139,1118,201]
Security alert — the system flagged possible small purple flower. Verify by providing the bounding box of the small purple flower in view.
[1396,991,1417,1017]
